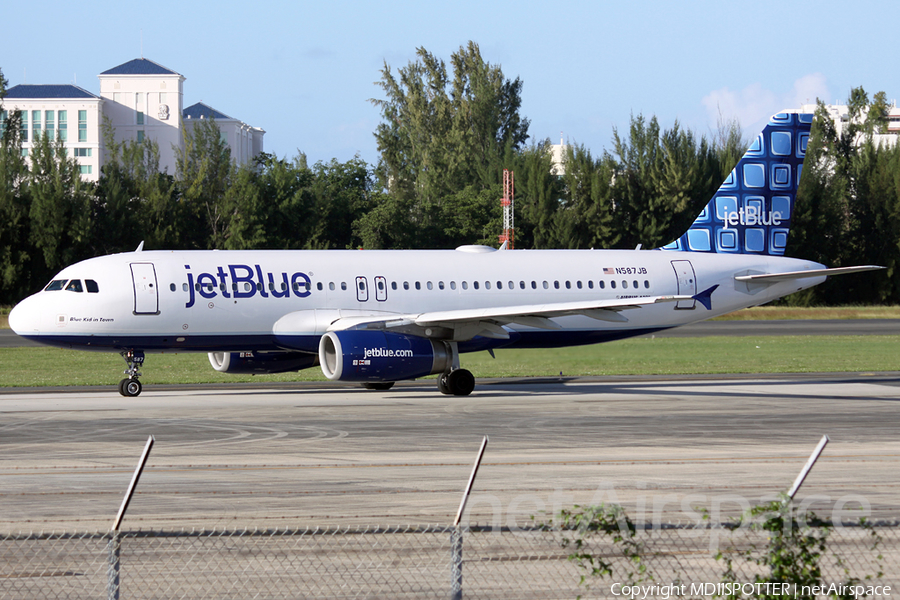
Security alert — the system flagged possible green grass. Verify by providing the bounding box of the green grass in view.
[1,335,898,388]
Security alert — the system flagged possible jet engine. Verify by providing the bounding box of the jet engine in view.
[318,330,452,382]
[208,351,319,374]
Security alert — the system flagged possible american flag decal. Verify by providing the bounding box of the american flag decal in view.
[603,268,614,275]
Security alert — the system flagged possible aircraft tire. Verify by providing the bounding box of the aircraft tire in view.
[438,372,452,395]
[447,369,475,396]
[121,378,142,397]
[362,382,395,391]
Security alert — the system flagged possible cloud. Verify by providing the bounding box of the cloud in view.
[701,74,830,132]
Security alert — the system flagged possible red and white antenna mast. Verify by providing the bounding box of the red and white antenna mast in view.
[498,169,514,249]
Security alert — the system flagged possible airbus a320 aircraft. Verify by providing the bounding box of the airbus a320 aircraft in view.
[9,112,883,397]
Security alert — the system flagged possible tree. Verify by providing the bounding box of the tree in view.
[176,117,233,249]
[95,119,178,253]
[371,41,529,247]
[0,67,33,303]
[788,88,896,304]
[26,132,93,288]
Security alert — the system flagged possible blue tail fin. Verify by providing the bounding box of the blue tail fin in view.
[662,112,813,256]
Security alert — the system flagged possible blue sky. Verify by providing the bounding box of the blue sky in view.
[3,0,898,166]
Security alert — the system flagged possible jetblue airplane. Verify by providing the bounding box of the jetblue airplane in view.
[9,112,882,397]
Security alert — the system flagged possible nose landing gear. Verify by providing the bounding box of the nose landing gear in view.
[119,350,144,397]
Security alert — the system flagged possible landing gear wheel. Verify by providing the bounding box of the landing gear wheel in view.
[362,382,395,391]
[120,378,142,397]
[438,372,452,395]
[442,369,475,396]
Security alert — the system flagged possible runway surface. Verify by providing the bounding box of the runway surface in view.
[2,373,899,532]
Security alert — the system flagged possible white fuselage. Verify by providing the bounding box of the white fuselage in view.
[9,247,825,354]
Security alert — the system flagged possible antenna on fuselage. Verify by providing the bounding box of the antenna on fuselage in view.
[135,241,144,252]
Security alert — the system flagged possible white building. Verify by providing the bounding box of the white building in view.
[1,84,103,179]
[799,101,900,147]
[1,58,264,182]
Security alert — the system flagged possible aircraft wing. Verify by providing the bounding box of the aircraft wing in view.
[734,265,885,283]
[327,292,703,341]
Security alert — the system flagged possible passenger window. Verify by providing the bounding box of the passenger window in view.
[378,280,385,291]
[474,281,479,290]
[45,279,67,291]
[508,281,514,289]
[532,281,537,289]
[182,283,188,292]
[577,281,582,289]
[542,281,549,289]
[588,281,594,289]
[438,281,444,290]
[358,281,365,291]
[520,281,525,290]
[633,280,638,289]
[317,282,323,291]
[450,281,456,290]
[462,281,468,290]
[65,280,83,293]
[565,281,571,289]
[391,282,397,291]
[496,281,502,290]
[403,281,409,290]
[329,282,335,291]
[554,281,559,289]
[86,279,99,293]
[415,282,421,290]
[485,281,491,290]
[610,281,616,289]
[644,280,650,289]
[622,281,628,289]
[599,281,605,289]
[427,281,433,290]
[170,283,176,292]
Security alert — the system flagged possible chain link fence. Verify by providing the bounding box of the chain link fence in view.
[1,523,896,599]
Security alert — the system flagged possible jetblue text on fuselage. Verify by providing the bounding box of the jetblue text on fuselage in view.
[722,206,784,229]
[184,264,312,308]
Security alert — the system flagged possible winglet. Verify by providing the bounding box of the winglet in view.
[692,285,719,311]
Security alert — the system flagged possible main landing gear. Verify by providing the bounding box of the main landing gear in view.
[119,350,144,397]
[438,368,475,396]
[436,341,475,396]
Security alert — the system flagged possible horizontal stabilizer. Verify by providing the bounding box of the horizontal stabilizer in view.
[735,265,885,283]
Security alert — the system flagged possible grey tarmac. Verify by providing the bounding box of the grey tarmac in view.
[1,372,899,532]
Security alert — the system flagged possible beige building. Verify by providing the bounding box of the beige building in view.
[1,58,264,182]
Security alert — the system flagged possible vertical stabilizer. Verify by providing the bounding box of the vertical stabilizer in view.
[662,112,813,256]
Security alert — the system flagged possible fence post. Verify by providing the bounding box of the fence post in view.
[450,435,488,599]
[106,531,120,600]
[450,526,463,600]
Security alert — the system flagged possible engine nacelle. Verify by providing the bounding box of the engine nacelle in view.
[318,330,451,382]
[208,351,319,374]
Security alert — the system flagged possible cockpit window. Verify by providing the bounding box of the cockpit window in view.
[65,280,84,293]
[45,279,67,291]
[85,279,99,293]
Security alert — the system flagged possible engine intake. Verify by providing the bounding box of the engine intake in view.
[208,351,318,374]
[318,330,451,382]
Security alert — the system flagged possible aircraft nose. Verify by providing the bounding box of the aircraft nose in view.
[8,298,37,335]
